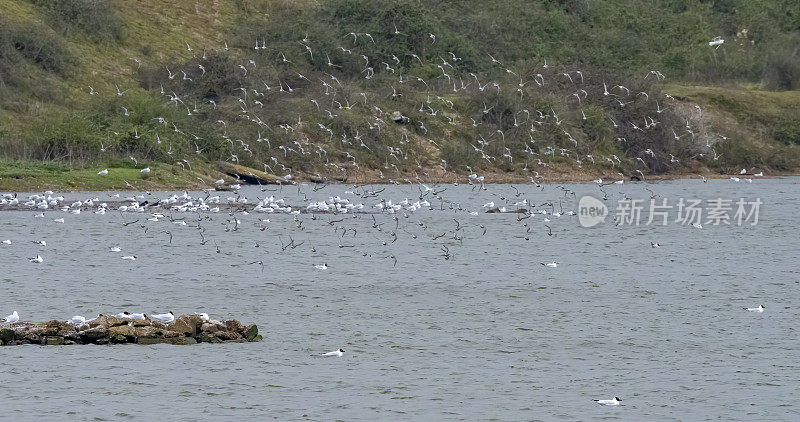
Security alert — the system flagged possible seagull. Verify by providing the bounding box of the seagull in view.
[29,255,43,263]
[594,397,621,406]
[194,312,210,322]
[151,311,175,323]
[140,167,151,173]
[130,313,147,320]
[651,242,660,248]
[121,255,137,260]
[542,261,558,268]
[1,240,10,245]
[110,246,121,252]
[98,169,109,175]
[68,316,86,326]
[322,348,345,357]
[744,305,765,313]
[34,240,46,246]
[314,263,328,270]
[2,311,19,324]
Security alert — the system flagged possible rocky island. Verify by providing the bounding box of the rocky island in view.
[0,314,261,346]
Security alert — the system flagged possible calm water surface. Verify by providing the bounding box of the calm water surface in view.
[1,178,798,420]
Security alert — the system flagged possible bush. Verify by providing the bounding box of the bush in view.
[761,55,800,91]
[30,0,124,42]
[0,22,73,77]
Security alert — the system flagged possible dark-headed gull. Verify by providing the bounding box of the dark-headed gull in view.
[2,311,19,324]
[594,397,621,406]
[744,305,765,313]
[151,311,175,323]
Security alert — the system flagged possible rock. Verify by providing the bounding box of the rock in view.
[109,325,137,342]
[197,332,223,343]
[200,322,224,333]
[46,336,65,345]
[215,330,243,341]
[135,325,162,338]
[79,325,108,344]
[168,315,202,336]
[218,162,280,185]
[131,318,151,327]
[2,315,258,346]
[162,330,180,338]
[165,337,197,345]
[225,320,244,334]
[0,328,14,343]
[137,336,165,345]
[244,324,259,341]
[43,320,76,336]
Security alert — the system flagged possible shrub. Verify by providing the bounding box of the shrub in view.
[30,0,124,42]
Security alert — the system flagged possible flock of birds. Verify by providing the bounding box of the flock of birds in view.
[76,23,741,187]
[1,169,769,372]
[0,22,768,406]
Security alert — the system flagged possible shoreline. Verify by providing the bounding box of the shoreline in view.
[1,165,795,192]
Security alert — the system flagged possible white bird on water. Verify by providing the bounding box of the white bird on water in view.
[2,311,19,324]
[151,311,175,323]
[121,255,136,260]
[744,305,765,313]
[314,263,328,270]
[322,348,345,357]
[1,239,10,245]
[29,255,43,263]
[542,261,558,268]
[110,246,121,252]
[594,397,622,406]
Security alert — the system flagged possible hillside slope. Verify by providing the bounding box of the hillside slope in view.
[1,0,799,189]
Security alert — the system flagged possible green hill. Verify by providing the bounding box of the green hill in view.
[1,0,799,189]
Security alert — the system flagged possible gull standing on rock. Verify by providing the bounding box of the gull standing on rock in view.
[151,311,175,323]
[2,311,19,324]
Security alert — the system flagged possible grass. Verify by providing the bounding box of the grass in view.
[0,160,209,191]
[0,0,799,190]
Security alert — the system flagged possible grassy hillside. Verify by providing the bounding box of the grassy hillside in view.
[1,0,799,189]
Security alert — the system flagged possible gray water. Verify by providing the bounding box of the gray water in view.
[1,178,799,421]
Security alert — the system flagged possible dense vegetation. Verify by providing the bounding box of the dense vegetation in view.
[1,0,799,187]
